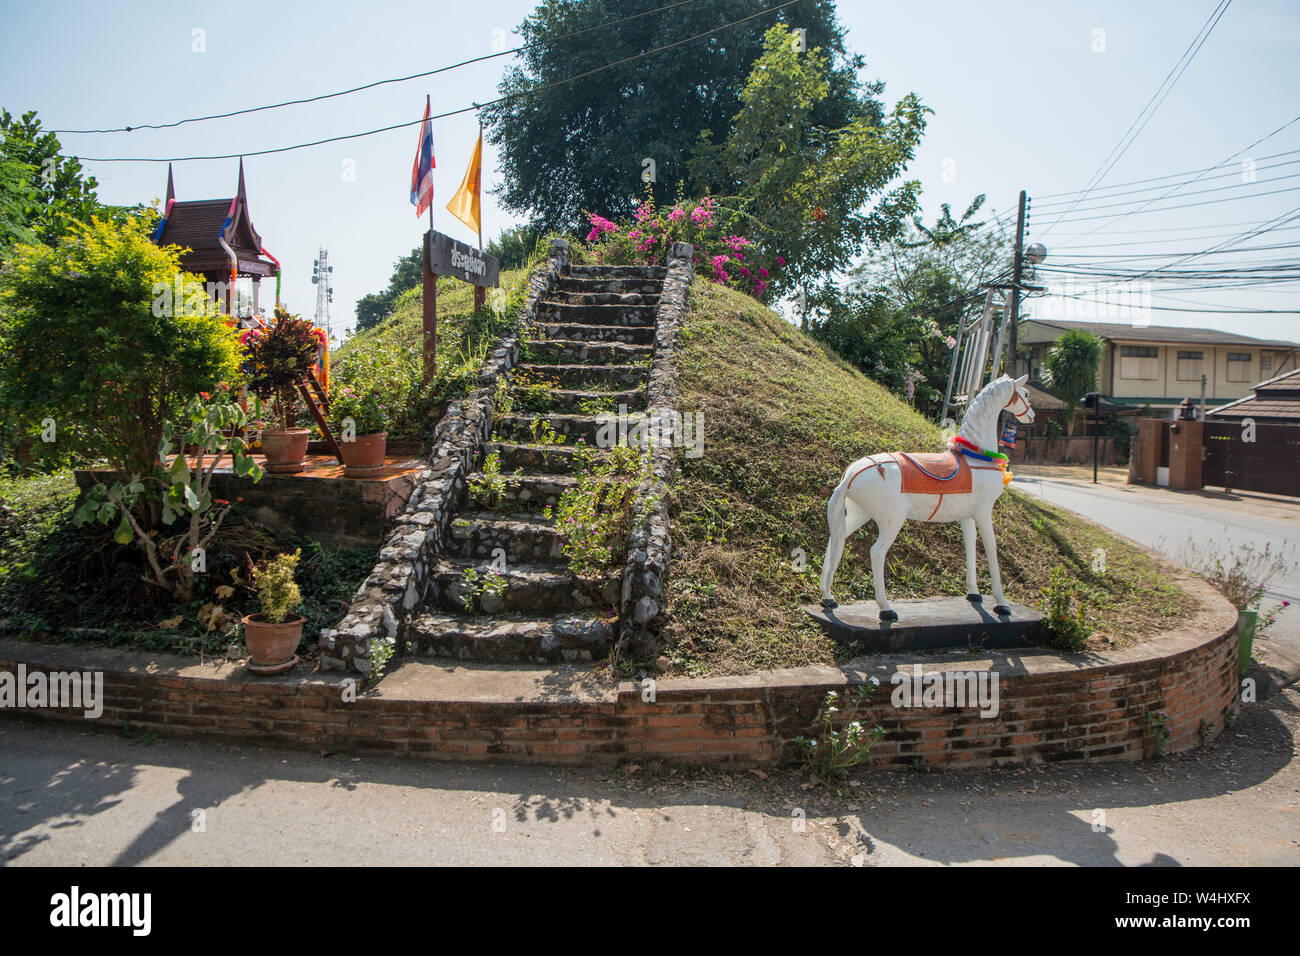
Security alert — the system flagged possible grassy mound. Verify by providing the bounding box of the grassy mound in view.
[663,279,1194,676]
[330,269,527,440]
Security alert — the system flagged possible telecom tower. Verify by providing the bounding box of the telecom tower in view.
[312,247,334,340]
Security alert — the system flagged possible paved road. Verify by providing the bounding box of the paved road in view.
[2,688,1296,867]
[1012,471,1300,657]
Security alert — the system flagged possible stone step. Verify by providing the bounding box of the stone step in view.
[487,440,602,475]
[448,511,562,563]
[567,264,667,280]
[554,276,663,296]
[495,412,642,446]
[533,322,655,345]
[545,290,661,307]
[467,470,577,511]
[543,387,646,414]
[430,560,618,615]
[514,363,649,390]
[522,340,653,365]
[408,610,616,663]
[534,301,658,325]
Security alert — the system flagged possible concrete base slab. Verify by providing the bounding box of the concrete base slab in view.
[804,597,1044,652]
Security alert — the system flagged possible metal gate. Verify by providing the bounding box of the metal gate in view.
[1203,421,1300,497]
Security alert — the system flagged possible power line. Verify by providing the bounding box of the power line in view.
[1048,240,1300,259]
[1031,169,1300,215]
[1042,292,1300,314]
[1043,183,1300,225]
[71,0,804,163]
[51,0,704,135]
[1038,0,1234,240]
[1030,148,1300,202]
[1049,224,1300,250]
[1049,112,1300,242]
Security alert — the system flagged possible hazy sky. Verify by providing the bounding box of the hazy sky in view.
[2,0,1298,342]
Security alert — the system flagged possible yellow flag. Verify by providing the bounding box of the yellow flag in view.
[445,132,482,238]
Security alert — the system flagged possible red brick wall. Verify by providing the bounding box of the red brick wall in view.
[0,611,1239,768]
[1169,419,1205,491]
[1131,418,1162,485]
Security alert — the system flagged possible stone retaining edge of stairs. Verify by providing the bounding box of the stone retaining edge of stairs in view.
[318,240,574,675]
[615,241,694,664]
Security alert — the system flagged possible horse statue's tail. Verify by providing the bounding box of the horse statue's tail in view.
[820,480,849,603]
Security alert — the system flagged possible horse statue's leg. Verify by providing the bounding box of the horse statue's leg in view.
[819,481,848,608]
[961,517,981,603]
[975,509,1011,616]
[870,508,907,622]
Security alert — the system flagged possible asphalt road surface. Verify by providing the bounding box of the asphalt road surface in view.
[1012,471,1300,657]
[1,689,1297,867]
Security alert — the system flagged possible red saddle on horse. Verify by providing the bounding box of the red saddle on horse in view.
[890,451,972,495]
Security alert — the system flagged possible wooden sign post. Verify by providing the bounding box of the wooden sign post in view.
[421,229,500,385]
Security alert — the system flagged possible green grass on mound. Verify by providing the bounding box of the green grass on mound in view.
[662,278,1194,676]
[330,269,527,441]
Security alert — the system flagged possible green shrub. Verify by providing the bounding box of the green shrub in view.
[0,213,242,476]
[254,549,302,623]
[243,307,326,430]
[546,443,647,576]
[330,386,389,436]
[470,451,505,508]
[1041,565,1092,651]
[794,684,885,783]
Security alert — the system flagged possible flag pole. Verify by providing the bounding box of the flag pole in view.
[422,94,437,384]
[477,115,483,253]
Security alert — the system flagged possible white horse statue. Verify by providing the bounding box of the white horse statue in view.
[820,373,1035,621]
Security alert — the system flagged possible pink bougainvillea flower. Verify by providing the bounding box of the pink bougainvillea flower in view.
[758,267,769,279]
[776,256,786,267]
[668,207,685,223]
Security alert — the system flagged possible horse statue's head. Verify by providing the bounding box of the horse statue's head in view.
[1001,373,1035,425]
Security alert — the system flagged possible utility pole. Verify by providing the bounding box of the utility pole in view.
[1007,190,1027,378]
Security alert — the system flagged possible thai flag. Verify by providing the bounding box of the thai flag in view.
[410,95,435,217]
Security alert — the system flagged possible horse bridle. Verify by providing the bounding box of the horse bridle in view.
[1004,388,1029,416]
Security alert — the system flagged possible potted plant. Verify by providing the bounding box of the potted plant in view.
[243,307,327,474]
[331,386,390,477]
[241,549,303,674]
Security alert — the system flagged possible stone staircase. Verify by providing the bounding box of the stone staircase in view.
[407,264,667,663]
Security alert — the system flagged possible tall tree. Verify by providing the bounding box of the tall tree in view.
[0,109,104,245]
[1040,329,1102,436]
[809,195,1011,414]
[689,24,928,300]
[483,0,867,231]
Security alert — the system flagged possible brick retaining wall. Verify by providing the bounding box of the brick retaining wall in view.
[0,574,1240,769]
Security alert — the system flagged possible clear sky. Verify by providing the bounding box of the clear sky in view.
[2,0,1298,342]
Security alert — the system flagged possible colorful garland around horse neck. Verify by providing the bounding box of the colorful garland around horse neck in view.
[950,435,1007,461]
[949,436,1014,485]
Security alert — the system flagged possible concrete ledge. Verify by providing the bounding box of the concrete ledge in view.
[0,568,1240,769]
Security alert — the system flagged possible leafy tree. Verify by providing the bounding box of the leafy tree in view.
[483,0,868,231]
[810,195,1011,414]
[1040,329,1102,435]
[807,289,935,399]
[0,156,37,251]
[690,25,928,300]
[355,247,422,331]
[0,109,105,245]
[486,223,543,271]
[0,214,243,478]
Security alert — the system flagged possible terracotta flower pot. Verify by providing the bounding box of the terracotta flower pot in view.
[241,613,303,675]
[261,428,310,474]
[340,431,388,477]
